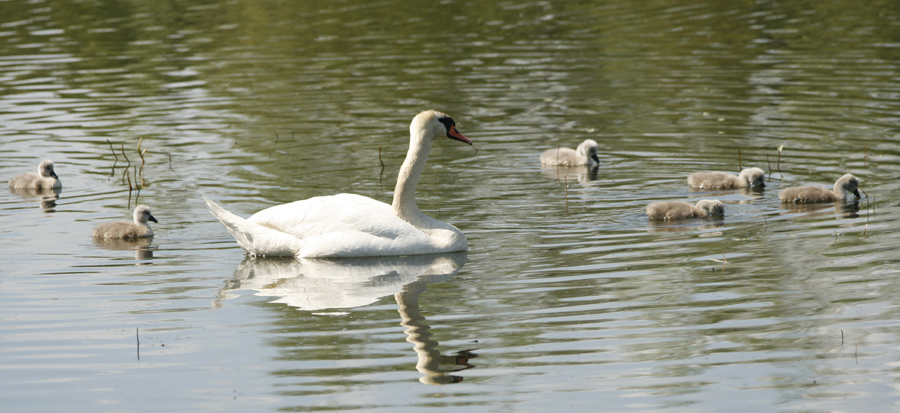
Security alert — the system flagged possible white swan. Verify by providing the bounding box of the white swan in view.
[8,159,61,189]
[93,205,158,239]
[646,199,724,220]
[779,173,860,204]
[205,110,472,258]
[687,167,765,189]
[540,139,599,166]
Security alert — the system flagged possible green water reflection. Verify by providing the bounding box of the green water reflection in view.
[1,0,900,411]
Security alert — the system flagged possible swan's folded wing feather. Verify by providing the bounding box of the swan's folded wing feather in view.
[247,194,432,257]
[248,194,396,237]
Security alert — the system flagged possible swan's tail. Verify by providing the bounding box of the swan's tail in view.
[204,196,257,252]
[204,196,300,257]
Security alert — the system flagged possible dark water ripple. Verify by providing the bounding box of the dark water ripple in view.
[2,0,900,411]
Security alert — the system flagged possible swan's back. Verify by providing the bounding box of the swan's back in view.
[541,147,579,165]
[208,194,465,258]
[647,201,697,220]
[778,186,837,203]
[93,222,152,239]
[249,194,463,257]
[687,167,765,189]
[646,199,724,220]
[540,139,599,166]
[687,172,742,189]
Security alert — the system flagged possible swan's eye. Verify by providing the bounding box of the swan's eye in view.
[437,117,455,133]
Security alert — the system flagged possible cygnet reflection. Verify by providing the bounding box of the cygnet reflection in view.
[92,237,154,260]
[540,164,599,184]
[647,219,725,233]
[780,200,861,219]
[9,186,62,212]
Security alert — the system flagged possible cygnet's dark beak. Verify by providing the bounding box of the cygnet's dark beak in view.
[50,170,59,179]
[149,214,159,223]
[591,154,600,163]
[448,125,472,145]
[853,189,861,198]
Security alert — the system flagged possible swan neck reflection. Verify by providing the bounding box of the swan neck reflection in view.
[395,281,477,385]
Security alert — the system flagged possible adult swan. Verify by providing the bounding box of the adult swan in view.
[205,110,472,258]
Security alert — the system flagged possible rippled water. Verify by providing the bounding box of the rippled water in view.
[3,0,900,411]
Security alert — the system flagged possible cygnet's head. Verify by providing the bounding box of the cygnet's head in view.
[696,199,725,217]
[412,110,472,145]
[576,139,600,164]
[739,167,765,187]
[133,205,158,224]
[835,174,860,198]
[38,159,59,179]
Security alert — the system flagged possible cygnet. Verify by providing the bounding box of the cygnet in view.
[779,174,860,204]
[540,139,600,166]
[687,167,765,189]
[8,159,61,189]
[93,205,158,239]
[646,199,724,220]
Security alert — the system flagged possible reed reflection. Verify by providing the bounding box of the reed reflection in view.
[224,252,476,384]
[9,187,61,213]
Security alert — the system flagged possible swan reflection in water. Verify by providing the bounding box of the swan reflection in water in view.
[647,219,724,233]
[687,186,766,199]
[540,164,599,184]
[92,237,154,260]
[223,252,477,384]
[9,186,62,212]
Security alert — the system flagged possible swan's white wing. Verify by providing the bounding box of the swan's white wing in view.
[248,194,437,257]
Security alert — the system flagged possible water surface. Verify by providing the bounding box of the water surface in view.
[2,0,900,411]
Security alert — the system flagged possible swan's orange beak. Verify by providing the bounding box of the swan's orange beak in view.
[448,125,472,145]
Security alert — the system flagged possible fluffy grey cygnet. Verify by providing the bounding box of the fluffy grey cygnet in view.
[8,159,61,189]
[93,205,158,239]
[646,199,724,220]
[540,139,600,166]
[687,167,765,189]
[779,174,860,204]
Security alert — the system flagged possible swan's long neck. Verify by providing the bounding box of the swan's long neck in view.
[392,126,433,228]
